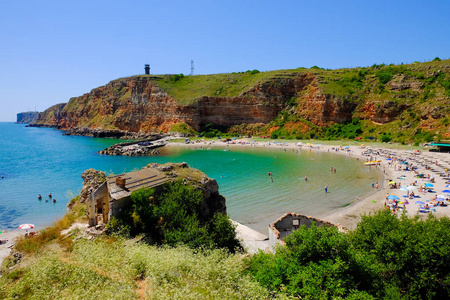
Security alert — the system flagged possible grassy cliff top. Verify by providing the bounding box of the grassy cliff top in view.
[126,59,450,105]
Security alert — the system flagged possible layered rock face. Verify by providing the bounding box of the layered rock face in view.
[34,74,334,132]
[33,70,437,134]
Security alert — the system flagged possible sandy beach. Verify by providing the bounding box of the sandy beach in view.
[0,230,24,265]
[167,139,450,231]
[2,139,448,259]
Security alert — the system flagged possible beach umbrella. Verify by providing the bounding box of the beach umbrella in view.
[399,187,408,192]
[415,201,425,204]
[442,190,450,194]
[386,158,392,161]
[445,184,450,187]
[425,183,434,187]
[18,224,34,230]
[388,195,400,200]
[388,181,396,184]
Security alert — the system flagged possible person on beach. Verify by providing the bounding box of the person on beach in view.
[325,185,328,193]
[304,176,308,181]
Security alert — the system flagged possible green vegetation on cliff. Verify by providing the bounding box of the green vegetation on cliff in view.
[107,180,242,253]
[146,69,298,105]
[34,59,450,144]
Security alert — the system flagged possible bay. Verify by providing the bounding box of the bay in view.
[0,123,382,234]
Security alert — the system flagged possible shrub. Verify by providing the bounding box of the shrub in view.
[247,210,450,299]
[376,70,393,84]
[381,133,392,143]
[107,181,242,252]
[169,73,184,82]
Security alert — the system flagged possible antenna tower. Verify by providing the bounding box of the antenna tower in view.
[190,60,194,76]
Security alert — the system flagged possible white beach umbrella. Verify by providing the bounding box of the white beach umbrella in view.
[18,224,34,230]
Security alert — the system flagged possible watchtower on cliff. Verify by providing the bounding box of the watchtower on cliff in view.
[144,64,150,75]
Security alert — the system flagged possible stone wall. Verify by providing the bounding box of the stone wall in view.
[268,212,347,247]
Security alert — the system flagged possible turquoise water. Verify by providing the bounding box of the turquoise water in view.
[0,123,382,233]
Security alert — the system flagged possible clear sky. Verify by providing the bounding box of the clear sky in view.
[1,0,449,121]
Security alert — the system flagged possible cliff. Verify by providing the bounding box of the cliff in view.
[34,59,450,142]
[16,111,39,124]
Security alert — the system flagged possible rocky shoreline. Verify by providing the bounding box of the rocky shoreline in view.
[98,136,173,156]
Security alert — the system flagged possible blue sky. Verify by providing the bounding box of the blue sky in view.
[1,0,449,121]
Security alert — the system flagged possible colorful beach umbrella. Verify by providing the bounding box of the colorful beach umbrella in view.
[386,158,392,161]
[18,224,34,230]
[388,181,396,184]
[388,195,400,200]
[442,190,450,194]
[415,201,425,204]
[425,183,434,187]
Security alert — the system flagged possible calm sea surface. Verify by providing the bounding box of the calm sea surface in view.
[0,123,382,234]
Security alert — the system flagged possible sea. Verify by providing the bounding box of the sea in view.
[0,122,382,234]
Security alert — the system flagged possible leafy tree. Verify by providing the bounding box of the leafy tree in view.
[247,210,450,299]
[107,181,242,252]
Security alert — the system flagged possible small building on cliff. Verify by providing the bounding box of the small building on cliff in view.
[87,167,169,226]
[268,212,347,247]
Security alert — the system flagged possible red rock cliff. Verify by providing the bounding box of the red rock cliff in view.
[36,74,322,132]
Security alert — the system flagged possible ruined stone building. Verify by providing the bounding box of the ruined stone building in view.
[85,163,227,227]
[87,168,168,226]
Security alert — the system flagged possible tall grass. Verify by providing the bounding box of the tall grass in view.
[1,237,286,299]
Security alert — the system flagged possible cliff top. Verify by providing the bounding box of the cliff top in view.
[109,58,450,105]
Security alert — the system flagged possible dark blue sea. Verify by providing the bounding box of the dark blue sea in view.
[0,122,382,233]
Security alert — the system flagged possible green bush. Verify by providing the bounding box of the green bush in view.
[169,73,185,82]
[376,70,393,84]
[107,181,242,253]
[381,133,392,143]
[247,210,450,299]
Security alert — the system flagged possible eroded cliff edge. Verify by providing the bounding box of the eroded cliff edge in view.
[32,60,450,139]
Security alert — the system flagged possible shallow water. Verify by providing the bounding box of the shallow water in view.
[0,123,382,234]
